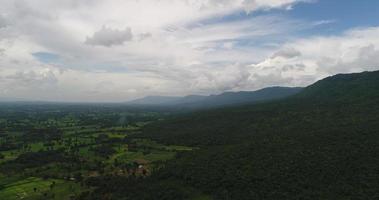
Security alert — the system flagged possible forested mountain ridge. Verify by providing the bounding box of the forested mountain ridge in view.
[137,70,379,146]
[181,87,303,109]
[295,70,379,102]
[126,87,303,109]
[83,70,379,200]
[126,96,183,105]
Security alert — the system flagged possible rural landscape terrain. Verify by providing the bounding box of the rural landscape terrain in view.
[1,0,379,199]
[0,70,378,199]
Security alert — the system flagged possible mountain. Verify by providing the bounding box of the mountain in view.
[168,95,208,105]
[87,70,379,199]
[140,70,379,145]
[183,86,303,108]
[126,96,183,105]
[0,97,30,102]
[295,70,379,102]
[126,86,303,108]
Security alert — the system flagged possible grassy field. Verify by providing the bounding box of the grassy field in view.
[0,177,83,200]
[0,109,191,199]
[0,126,193,200]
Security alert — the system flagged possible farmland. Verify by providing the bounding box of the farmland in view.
[0,104,190,199]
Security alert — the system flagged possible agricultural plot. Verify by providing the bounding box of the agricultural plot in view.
[0,105,191,199]
[0,177,81,200]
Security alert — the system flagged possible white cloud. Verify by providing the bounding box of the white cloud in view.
[0,15,7,28]
[271,47,301,59]
[250,27,379,88]
[85,26,133,47]
[5,69,58,88]
[242,0,306,13]
[138,33,152,41]
[2,0,377,102]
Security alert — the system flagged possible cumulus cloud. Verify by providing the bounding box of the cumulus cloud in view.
[138,33,152,41]
[242,0,307,13]
[272,47,301,59]
[1,0,378,102]
[5,69,58,88]
[85,26,133,47]
[177,63,252,93]
[0,15,7,28]
[250,27,379,88]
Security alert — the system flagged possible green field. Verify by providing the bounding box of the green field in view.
[0,106,190,199]
[0,177,82,200]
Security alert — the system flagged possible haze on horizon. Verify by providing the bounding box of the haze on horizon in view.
[0,0,378,102]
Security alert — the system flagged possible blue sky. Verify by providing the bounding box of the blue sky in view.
[0,0,378,102]
[206,0,379,38]
[33,52,60,63]
[288,0,379,33]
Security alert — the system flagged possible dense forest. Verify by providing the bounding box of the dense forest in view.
[82,71,379,199]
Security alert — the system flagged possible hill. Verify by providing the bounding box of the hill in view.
[295,70,379,103]
[126,96,183,105]
[127,87,303,109]
[84,70,379,200]
[184,87,303,108]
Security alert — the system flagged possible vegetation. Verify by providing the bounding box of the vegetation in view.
[0,70,378,199]
[0,104,189,199]
[87,70,379,199]
[127,87,303,109]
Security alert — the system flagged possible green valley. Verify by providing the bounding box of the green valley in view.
[0,71,379,199]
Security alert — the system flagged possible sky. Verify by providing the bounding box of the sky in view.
[0,0,378,102]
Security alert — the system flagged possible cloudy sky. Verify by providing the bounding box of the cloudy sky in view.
[0,0,378,102]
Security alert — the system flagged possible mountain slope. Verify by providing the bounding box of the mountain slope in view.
[295,70,379,102]
[140,70,379,146]
[126,96,182,105]
[86,70,379,200]
[183,86,303,108]
[127,87,303,108]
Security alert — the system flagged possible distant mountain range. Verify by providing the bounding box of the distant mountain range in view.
[0,97,31,102]
[126,87,303,108]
